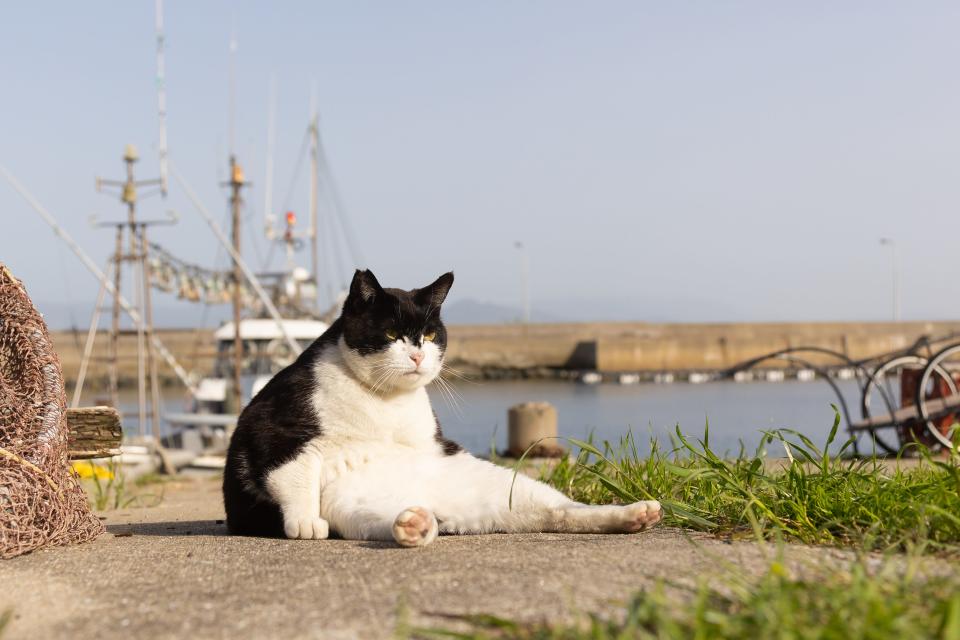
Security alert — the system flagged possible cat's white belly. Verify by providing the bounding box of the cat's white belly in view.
[317,442,439,487]
[317,449,572,537]
[320,449,443,509]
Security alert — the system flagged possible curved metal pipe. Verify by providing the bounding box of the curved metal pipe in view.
[725,347,902,455]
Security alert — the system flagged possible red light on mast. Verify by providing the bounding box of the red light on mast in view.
[285,211,297,226]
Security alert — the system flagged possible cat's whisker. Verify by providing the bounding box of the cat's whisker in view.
[441,364,476,384]
[430,374,452,402]
[437,369,466,398]
[368,362,393,381]
[441,369,469,381]
[437,375,465,404]
[369,366,400,396]
[433,375,464,417]
[433,383,460,417]
[369,376,387,396]
[374,369,401,396]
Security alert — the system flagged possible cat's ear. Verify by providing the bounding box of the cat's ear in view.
[347,269,384,309]
[415,272,454,308]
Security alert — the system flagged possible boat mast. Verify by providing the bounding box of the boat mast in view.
[155,0,168,196]
[228,20,238,157]
[308,88,320,308]
[263,74,277,232]
[227,157,246,413]
[95,146,168,445]
[171,165,302,357]
[225,25,245,413]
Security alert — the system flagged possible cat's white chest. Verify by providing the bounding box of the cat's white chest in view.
[317,388,435,447]
[310,349,440,479]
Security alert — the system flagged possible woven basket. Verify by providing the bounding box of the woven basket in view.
[0,264,102,558]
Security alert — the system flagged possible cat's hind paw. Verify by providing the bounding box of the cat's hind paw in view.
[283,514,330,540]
[622,500,663,533]
[392,506,439,548]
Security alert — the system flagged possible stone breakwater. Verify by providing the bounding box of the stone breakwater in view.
[444,321,960,373]
[50,321,960,388]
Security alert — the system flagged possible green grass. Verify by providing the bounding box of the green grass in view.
[537,410,960,553]
[410,553,960,640]
[81,460,164,510]
[133,470,172,488]
[413,414,960,639]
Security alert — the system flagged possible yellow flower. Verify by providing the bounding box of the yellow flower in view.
[71,461,114,480]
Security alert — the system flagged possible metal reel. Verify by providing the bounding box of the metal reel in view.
[860,356,916,454]
[862,355,955,454]
[916,344,960,450]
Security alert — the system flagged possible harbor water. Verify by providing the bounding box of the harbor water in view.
[125,378,863,458]
[431,379,861,456]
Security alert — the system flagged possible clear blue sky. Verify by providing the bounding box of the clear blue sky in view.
[2,1,959,327]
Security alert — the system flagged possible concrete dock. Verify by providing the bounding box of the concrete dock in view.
[0,476,859,639]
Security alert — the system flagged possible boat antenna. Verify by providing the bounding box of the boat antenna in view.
[228,18,238,156]
[155,0,169,196]
[263,73,277,232]
[309,82,320,307]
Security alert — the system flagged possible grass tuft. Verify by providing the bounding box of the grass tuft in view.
[542,409,960,552]
[414,415,960,639]
[411,553,960,639]
[79,460,164,511]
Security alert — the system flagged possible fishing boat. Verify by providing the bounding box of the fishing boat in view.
[3,1,361,472]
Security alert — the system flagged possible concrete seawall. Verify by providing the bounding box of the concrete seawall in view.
[444,321,960,372]
[49,321,960,388]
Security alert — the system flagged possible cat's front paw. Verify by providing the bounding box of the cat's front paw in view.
[283,514,330,540]
[392,506,439,548]
[623,500,663,533]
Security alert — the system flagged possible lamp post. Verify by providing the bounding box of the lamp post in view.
[514,241,530,324]
[879,238,901,323]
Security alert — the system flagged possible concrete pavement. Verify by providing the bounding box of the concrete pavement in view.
[0,476,853,640]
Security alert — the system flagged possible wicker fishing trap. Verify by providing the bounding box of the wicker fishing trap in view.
[0,264,102,559]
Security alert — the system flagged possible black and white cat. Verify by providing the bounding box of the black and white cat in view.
[223,270,662,547]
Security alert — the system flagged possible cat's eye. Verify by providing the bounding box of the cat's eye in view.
[423,331,437,342]
[385,329,398,341]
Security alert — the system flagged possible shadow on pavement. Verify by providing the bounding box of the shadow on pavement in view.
[107,520,228,537]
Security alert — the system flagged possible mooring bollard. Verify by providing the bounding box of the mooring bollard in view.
[507,401,565,458]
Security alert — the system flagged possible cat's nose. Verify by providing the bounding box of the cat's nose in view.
[410,352,424,367]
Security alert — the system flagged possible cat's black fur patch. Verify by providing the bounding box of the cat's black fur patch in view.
[223,269,459,537]
[342,270,452,355]
[434,412,464,456]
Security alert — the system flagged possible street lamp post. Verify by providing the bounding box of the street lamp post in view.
[879,238,901,323]
[514,241,530,324]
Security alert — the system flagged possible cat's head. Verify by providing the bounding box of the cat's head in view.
[338,269,454,393]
